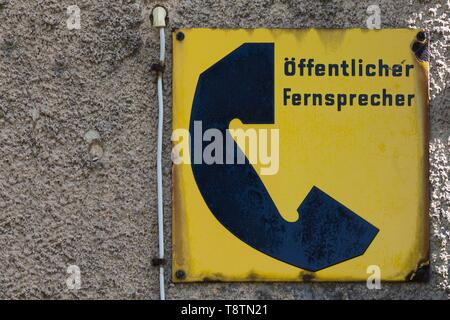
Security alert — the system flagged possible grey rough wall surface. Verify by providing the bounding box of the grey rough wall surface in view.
[0,0,449,299]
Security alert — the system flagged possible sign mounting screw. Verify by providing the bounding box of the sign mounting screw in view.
[416,31,426,43]
[176,31,185,41]
[175,269,186,280]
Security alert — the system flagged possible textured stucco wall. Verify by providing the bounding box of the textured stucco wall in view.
[0,0,449,299]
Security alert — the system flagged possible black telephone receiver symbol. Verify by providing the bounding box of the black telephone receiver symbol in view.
[189,43,378,271]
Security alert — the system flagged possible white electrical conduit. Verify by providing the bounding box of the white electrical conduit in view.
[153,6,167,301]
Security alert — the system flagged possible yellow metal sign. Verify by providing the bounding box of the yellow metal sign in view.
[172,29,429,282]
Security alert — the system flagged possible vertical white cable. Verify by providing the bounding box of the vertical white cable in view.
[153,6,167,301]
[159,27,166,64]
[157,28,165,301]
[157,74,165,301]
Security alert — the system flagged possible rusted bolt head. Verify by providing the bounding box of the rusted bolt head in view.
[416,31,426,42]
[176,32,185,41]
[175,269,186,279]
[411,265,430,282]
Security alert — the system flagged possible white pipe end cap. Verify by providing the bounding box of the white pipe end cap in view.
[152,6,167,27]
